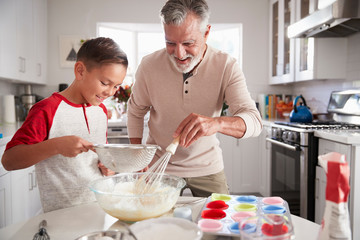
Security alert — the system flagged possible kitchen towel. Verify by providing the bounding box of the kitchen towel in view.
[3,94,16,123]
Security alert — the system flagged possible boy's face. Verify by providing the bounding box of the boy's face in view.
[76,62,127,106]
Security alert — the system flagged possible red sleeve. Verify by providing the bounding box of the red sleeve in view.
[5,94,61,150]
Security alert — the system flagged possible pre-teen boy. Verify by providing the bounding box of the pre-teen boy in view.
[1,37,128,212]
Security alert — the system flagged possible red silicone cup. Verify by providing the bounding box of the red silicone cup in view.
[206,200,229,210]
[261,223,289,236]
[201,209,227,220]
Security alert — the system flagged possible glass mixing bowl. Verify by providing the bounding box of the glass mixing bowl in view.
[89,173,186,222]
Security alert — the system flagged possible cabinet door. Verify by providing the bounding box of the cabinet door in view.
[0,173,12,228]
[232,137,260,193]
[0,0,18,80]
[315,165,326,224]
[11,166,42,224]
[218,134,234,192]
[16,0,35,81]
[33,0,47,84]
[294,37,347,81]
[269,0,295,85]
[219,134,261,194]
[259,125,271,197]
[27,168,42,217]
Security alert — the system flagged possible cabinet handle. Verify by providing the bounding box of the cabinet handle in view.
[315,178,319,199]
[29,172,34,190]
[19,57,26,73]
[37,63,41,77]
[33,170,37,188]
[265,138,300,151]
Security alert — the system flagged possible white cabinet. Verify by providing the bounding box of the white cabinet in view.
[0,172,12,228]
[0,138,42,228]
[218,134,260,194]
[294,36,347,82]
[315,165,326,224]
[269,0,295,84]
[33,0,48,84]
[11,166,42,224]
[0,0,18,80]
[0,0,47,84]
[16,0,35,81]
[259,125,271,197]
[0,144,12,228]
[292,0,347,82]
[269,0,347,83]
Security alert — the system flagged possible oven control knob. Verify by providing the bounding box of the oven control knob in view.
[288,131,299,143]
[282,131,290,142]
[272,128,282,139]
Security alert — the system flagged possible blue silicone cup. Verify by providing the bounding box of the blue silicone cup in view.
[235,195,257,204]
[228,222,240,234]
[262,205,286,214]
[241,222,257,234]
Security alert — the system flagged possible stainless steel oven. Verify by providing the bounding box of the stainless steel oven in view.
[266,125,317,221]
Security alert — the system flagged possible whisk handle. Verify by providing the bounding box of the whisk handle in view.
[166,136,180,155]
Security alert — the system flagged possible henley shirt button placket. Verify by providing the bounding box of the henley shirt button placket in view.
[184,81,189,94]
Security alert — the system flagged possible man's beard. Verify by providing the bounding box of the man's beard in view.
[168,50,203,74]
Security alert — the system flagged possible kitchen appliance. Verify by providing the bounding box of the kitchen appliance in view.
[314,89,360,239]
[289,95,313,123]
[21,85,36,116]
[288,0,360,38]
[266,90,360,221]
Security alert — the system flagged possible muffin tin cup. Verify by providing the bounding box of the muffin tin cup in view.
[196,194,294,238]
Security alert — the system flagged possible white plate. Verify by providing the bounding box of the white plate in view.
[130,217,203,240]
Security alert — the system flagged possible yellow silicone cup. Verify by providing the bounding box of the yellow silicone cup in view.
[234,203,257,212]
[211,193,232,202]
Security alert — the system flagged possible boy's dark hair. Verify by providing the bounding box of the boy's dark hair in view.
[77,37,128,70]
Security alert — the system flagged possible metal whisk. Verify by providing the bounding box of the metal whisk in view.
[135,136,180,194]
[33,220,50,240]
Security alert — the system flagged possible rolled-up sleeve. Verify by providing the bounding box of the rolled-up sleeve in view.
[224,61,263,138]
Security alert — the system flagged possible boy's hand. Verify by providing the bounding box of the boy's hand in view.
[98,161,116,176]
[55,135,94,157]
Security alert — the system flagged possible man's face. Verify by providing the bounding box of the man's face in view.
[164,13,210,73]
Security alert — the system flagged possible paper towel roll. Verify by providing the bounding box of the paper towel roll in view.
[3,94,16,123]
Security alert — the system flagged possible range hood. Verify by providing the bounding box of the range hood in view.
[288,0,360,38]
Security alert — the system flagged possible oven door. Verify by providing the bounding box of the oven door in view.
[266,138,308,219]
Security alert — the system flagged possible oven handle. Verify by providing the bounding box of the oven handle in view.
[265,138,300,151]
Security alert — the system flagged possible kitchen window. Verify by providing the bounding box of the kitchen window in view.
[97,23,242,85]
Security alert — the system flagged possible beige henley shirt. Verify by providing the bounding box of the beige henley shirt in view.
[127,46,262,178]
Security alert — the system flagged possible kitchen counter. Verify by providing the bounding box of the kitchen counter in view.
[315,129,360,145]
[0,122,22,145]
[0,196,320,240]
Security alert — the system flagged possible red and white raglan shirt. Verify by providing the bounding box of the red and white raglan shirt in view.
[5,93,108,212]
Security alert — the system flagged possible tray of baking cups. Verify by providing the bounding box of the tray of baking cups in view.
[196,193,295,239]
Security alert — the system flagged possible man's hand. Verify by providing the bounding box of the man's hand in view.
[173,113,219,148]
[173,113,247,148]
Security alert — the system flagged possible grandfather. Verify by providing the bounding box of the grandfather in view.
[127,0,262,197]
